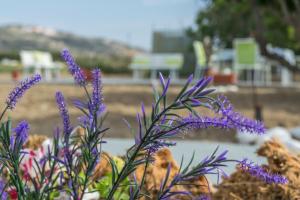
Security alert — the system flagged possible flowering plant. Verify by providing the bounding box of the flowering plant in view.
[0,49,287,200]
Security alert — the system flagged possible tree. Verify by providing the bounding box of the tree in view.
[190,0,300,72]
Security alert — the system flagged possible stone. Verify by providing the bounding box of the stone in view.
[291,126,300,140]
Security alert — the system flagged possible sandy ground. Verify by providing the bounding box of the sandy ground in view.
[0,83,299,142]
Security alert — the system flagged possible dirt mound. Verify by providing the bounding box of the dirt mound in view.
[213,139,300,200]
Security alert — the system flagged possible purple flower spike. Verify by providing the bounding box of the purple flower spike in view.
[186,74,194,85]
[181,111,264,136]
[217,96,265,134]
[91,69,105,113]
[54,127,60,140]
[55,92,71,135]
[195,76,212,89]
[239,159,288,184]
[141,102,146,119]
[61,49,86,86]
[135,113,143,144]
[14,120,30,145]
[216,150,228,161]
[159,72,165,88]
[73,99,88,110]
[6,74,41,109]
[181,116,233,131]
[123,118,132,130]
[158,72,170,97]
[145,140,176,154]
[182,76,210,98]
[163,78,171,96]
[0,180,8,200]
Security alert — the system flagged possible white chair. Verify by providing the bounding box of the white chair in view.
[267,45,295,86]
[20,50,61,81]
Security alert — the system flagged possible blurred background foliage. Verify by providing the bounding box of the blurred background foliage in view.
[188,0,300,71]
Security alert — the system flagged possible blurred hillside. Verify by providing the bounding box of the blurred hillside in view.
[0,25,145,72]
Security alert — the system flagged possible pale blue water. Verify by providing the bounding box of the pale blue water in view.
[102,139,266,184]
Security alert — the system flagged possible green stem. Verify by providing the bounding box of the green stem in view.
[106,141,143,199]
[12,159,25,200]
[107,104,173,200]
[133,151,151,199]
[0,106,8,122]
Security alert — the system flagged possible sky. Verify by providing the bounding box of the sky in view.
[0,0,205,50]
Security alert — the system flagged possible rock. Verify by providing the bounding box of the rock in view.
[284,139,300,154]
[237,127,292,145]
[254,127,300,153]
[291,126,300,140]
[236,130,260,144]
[257,127,291,146]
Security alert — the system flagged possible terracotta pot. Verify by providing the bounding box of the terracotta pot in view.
[11,70,21,81]
[82,68,93,81]
[213,73,237,85]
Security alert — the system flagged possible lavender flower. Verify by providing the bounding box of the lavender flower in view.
[176,96,265,135]
[78,115,92,128]
[0,180,8,200]
[73,99,88,110]
[158,164,189,200]
[14,120,29,145]
[61,49,86,86]
[91,68,105,113]
[239,159,288,184]
[6,74,41,109]
[158,73,170,97]
[182,76,213,99]
[54,127,60,140]
[217,96,265,134]
[181,116,234,132]
[9,120,30,150]
[154,115,233,140]
[144,140,176,154]
[55,92,71,135]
